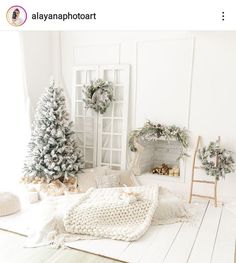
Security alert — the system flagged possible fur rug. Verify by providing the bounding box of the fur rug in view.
[25,185,189,248]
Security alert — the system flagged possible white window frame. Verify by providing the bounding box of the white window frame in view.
[72,64,130,170]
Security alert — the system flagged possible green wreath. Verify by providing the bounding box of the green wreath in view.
[83,79,114,114]
[198,141,235,180]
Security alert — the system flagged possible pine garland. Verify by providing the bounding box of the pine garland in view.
[83,79,114,114]
[129,121,189,159]
[23,79,84,183]
[198,141,235,180]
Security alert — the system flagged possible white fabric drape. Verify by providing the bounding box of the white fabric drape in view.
[0,32,31,191]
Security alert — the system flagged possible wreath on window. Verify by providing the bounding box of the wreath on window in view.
[198,141,235,180]
[83,79,114,114]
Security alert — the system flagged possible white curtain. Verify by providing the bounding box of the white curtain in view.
[0,32,30,191]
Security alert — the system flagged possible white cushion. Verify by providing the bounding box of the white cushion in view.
[96,173,120,188]
[0,192,21,216]
[78,167,134,192]
[78,166,110,192]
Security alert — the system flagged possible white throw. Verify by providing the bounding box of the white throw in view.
[64,185,159,241]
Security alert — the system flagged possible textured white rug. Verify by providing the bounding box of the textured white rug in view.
[0,202,41,236]
[0,187,190,248]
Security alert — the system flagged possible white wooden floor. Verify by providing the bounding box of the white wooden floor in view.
[66,201,236,263]
[0,201,235,263]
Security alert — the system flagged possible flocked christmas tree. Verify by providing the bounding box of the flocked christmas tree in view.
[23,79,84,183]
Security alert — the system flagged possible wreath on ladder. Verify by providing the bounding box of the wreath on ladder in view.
[83,79,114,114]
[198,141,235,180]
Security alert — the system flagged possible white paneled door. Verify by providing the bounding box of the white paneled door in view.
[72,65,98,169]
[72,65,130,169]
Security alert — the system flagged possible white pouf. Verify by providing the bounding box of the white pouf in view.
[0,192,21,216]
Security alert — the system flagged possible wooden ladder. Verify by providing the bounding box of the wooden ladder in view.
[189,136,220,207]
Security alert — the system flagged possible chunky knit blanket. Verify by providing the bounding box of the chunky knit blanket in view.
[63,185,159,241]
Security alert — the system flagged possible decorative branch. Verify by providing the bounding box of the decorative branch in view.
[128,120,189,160]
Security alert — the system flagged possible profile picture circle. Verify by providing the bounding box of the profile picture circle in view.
[6,5,27,27]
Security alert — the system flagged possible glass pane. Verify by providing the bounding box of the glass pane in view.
[114,86,124,101]
[112,151,121,165]
[84,117,94,132]
[85,162,93,169]
[103,119,112,132]
[103,104,113,117]
[81,71,87,84]
[77,132,84,146]
[76,71,81,84]
[102,135,111,148]
[114,70,119,84]
[114,103,123,117]
[76,71,86,84]
[76,86,83,100]
[112,135,122,149]
[87,70,96,82]
[119,70,126,85]
[85,108,93,118]
[113,119,122,133]
[102,150,110,163]
[85,133,94,147]
[75,117,84,131]
[76,102,84,116]
[85,148,93,162]
[104,70,114,82]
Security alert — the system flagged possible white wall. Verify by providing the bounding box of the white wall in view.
[21,32,54,119]
[135,37,194,128]
[23,31,236,202]
[60,31,195,134]
[189,32,236,202]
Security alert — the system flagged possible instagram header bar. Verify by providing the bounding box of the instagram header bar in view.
[1,0,236,30]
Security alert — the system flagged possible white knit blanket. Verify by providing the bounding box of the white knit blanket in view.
[64,185,159,241]
[25,185,159,247]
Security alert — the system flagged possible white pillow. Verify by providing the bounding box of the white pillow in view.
[96,173,120,188]
[78,167,135,192]
[78,166,110,192]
